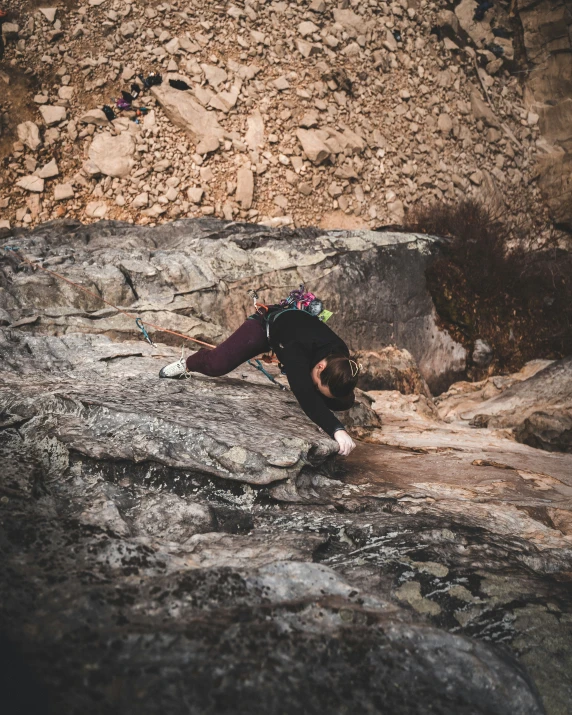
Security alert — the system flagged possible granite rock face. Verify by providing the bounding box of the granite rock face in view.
[0,329,558,715]
[1,219,466,393]
[1,219,571,714]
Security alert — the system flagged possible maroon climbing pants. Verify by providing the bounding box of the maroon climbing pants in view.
[185,318,269,377]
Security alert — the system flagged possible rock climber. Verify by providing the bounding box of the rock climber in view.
[159,302,359,456]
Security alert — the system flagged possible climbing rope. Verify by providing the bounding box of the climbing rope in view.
[2,245,217,349]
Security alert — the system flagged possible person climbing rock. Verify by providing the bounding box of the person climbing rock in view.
[159,302,359,456]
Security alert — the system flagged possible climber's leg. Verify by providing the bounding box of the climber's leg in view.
[185,318,269,377]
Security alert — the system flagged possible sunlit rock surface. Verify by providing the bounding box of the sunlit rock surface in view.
[0,218,466,392]
[436,358,572,453]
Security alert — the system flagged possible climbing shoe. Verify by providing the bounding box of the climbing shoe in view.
[159,350,188,379]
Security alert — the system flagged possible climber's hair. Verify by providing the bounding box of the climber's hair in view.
[320,353,360,398]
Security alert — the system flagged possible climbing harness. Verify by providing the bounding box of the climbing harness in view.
[245,284,335,386]
[257,284,333,341]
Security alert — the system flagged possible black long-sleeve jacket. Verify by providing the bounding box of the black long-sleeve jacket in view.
[264,309,355,437]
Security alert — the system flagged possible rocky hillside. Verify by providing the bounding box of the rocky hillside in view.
[1,220,572,714]
[0,0,559,232]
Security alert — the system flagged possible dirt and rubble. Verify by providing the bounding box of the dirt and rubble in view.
[0,0,552,230]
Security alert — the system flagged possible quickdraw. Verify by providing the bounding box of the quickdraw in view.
[135,317,156,348]
[247,289,269,316]
[247,358,287,390]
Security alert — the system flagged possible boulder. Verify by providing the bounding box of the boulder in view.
[54,183,74,201]
[354,347,432,397]
[88,132,136,178]
[209,86,239,113]
[195,135,220,155]
[332,8,369,34]
[340,389,383,434]
[245,110,265,151]
[17,121,42,151]
[79,108,110,126]
[454,0,494,46]
[39,105,67,126]
[435,360,552,423]
[460,356,572,452]
[187,187,204,204]
[438,114,453,134]
[436,9,460,36]
[150,74,224,144]
[39,8,58,22]
[296,128,331,164]
[470,91,499,128]
[1,22,19,40]
[201,64,228,88]
[37,158,59,179]
[515,411,572,453]
[16,175,44,193]
[132,192,149,208]
[298,20,319,37]
[85,201,108,218]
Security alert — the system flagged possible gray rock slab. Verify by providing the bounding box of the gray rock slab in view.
[0,219,466,392]
[0,333,555,715]
[0,335,336,486]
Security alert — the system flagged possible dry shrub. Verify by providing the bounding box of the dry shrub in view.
[404,199,572,374]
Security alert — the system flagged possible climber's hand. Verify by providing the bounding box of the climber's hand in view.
[334,430,356,457]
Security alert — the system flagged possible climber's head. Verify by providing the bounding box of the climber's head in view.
[311,353,360,399]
